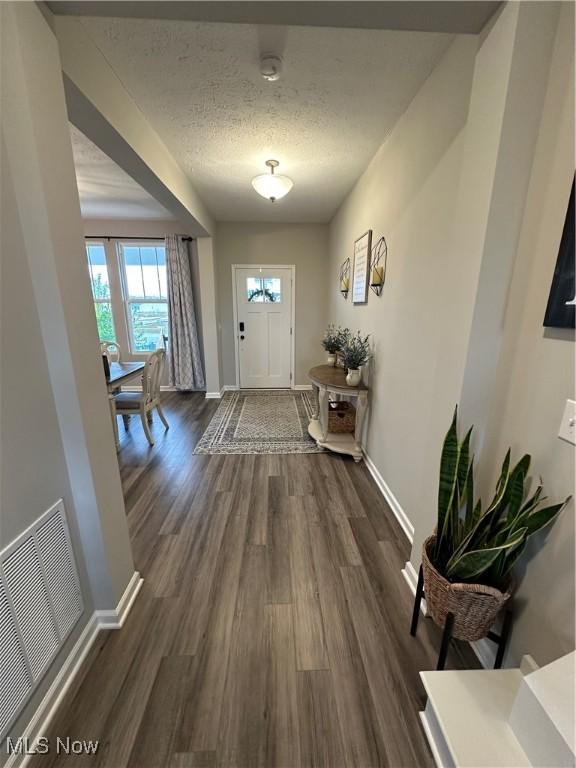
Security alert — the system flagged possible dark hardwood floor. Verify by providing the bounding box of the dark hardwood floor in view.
[33,392,478,768]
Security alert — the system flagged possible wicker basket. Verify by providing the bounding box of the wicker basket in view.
[328,401,356,434]
[422,535,512,642]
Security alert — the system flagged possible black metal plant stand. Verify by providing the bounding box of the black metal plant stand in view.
[410,565,513,671]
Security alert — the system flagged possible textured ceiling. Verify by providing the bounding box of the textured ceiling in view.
[70,124,173,220]
[75,17,455,222]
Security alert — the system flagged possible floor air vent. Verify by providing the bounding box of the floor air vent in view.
[0,500,83,738]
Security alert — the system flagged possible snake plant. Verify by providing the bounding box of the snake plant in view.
[433,406,570,589]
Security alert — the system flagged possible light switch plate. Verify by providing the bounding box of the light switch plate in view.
[558,399,576,445]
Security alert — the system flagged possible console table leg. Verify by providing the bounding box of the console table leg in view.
[311,383,320,420]
[318,387,329,440]
[437,612,454,670]
[355,391,368,456]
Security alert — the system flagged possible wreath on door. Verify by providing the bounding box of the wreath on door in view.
[248,288,278,302]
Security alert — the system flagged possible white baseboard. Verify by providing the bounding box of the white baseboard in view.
[205,384,239,398]
[363,451,415,543]
[419,706,451,768]
[207,385,310,397]
[360,455,492,670]
[4,615,100,768]
[95,571,143,629]
[402,560,427,615]
[401,559,493,669]
[4,572,143,768]
[471,637,496,669]
[210,385,309,396]
[121,385,179,392]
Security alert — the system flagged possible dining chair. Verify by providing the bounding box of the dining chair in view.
[100,341,122,363]
[113,349,169,446]
[101,341,122,395]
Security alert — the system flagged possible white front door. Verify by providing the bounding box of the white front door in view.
[234,267,293,388]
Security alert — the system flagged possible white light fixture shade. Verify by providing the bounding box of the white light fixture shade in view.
[251,173,293,202]
[251,160,293,202]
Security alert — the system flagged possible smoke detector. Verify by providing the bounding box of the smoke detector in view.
[260,55,283,82]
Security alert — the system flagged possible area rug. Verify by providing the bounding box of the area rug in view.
[194,390,324,455]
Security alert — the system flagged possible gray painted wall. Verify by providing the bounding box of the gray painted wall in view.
[328,3,574,666]
[1,139,96,768]
[215,222,329,387]
[477,3,575,666]
[2,5,138,757]
[329,33,478,551]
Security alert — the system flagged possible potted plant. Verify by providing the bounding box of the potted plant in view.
[341,332,371,386]
[422,406,570,642]
[321,324,350,366]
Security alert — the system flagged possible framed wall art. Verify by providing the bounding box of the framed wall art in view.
[352,230,372,304]
[544,178,575,329]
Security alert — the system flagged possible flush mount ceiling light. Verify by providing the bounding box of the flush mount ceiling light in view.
[260,55,283,82]
[251,159,294,203]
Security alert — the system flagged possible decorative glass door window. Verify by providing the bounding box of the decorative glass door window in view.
[86,242,116,341]
[246,277,282,303]
[118,243,169,352]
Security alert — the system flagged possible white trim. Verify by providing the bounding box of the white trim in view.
[471,637,497,669]
[402,559,427,614]
[401,559,494,669]
[419,706,450,768]
[121,385,180,392]
[292,384,313,391]
[363,451,415,543]
[231,264,296,390]
[4,571,142,768]
[94,571,143,629]
[357,464,494,669]
[4,616,100,768]
[205,385,238,399]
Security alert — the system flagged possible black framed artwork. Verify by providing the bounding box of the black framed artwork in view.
[543,178,575,329]
[352,230,372,304]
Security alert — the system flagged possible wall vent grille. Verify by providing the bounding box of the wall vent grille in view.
[0,581,33,737]
[0,500,83,739]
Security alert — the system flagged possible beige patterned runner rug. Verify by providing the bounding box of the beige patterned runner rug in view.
[194,390,323,455]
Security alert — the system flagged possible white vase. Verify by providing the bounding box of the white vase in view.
[326,353,336,366]
[346,368,361,386]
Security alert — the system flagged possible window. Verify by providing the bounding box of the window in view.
[246,277,282,303]
[119,243,169,353]
[86,242,116,342]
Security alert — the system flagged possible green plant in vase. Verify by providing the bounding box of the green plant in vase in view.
[433,406,570,588]
[321,324,350,366]
[341,332,370,386]
[420,405,571,643]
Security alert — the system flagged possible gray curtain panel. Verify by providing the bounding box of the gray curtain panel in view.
[165,235,205,390]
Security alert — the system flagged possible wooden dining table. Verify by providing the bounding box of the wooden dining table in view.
[106,361,146,449]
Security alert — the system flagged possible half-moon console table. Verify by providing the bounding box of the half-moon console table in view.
[307,365,369,462]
